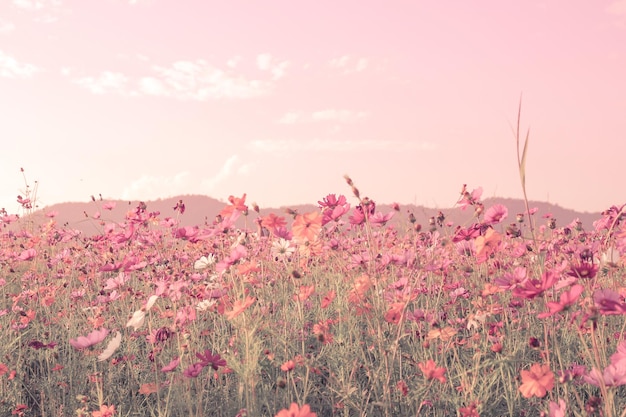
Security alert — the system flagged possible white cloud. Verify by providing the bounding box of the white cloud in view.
[248,139,436,153]
[12,0,61,10]
[607,0,626,15]
[122,172,191,201]
[256,53,288,80]
[278,109,368,124]
[329,55,350,68]
[355,58,368,72]
[227,56,242,68]
[311,109,368,122]
[0,50,39,78]
[74,71,129,94]
[329,55,370,74]
[146,60,273,100]
[0,19,16,33]
[257,54,272,71]
[73,58,276,100]
[201,155,253,191]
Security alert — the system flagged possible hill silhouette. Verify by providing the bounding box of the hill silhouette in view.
[12,194,608,237]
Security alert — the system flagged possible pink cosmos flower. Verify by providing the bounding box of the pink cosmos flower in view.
[70,328,110,350]
[161,357,180,373]
[537,284,584,318]
[593,289,626,315]
[484,204,508,225]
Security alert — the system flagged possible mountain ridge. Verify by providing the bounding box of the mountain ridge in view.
[11,194,610,237]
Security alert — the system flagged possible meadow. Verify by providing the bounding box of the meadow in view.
[1,171,625,417]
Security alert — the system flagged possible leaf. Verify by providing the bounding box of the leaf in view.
[97,332,121,362]
[519,129,530,188]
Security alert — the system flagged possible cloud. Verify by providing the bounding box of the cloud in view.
[606,0,626,15]
[0,19,16,33]
[329,55,369,74]
[12,0,61,10]
[247,139,436,153]
[142,60,273,100]
[227,56,242,68]
[74,71,129,94]
[201,155,254,191]
[256,53,288,80]
[121,172,191,201]
[73,58,276,100]
[0,50,39,78]
[277,109,368,124]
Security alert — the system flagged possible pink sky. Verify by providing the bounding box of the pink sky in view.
[1,0,625,215]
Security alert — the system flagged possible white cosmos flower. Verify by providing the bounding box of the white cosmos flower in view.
[196,299,217,312]
[126,310,146,331]
[194,254,216,270]
[271,238,295,260]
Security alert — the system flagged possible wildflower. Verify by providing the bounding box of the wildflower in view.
[281,360,295,372]
[474,228,501,263]
[593,289,626,315]
[196,350,226,371]
[512,270,559,300]
[219,194,248,217]
[92,404,116,417]
[194,254,216,270]
[161,357,180,372]
[384,302,405,325]
[549,399,567,417]
[418,359,446,383]
[567,262,598,279]
[70,328,110,350]
[537,284,584,318]
[459,402,480,417]
[271,238,295,260]
[318,194,347,209]
[274,403,317,417]
[183,363,204,378]
[457,185,483,210]
[484,204,508,224]
[224,296,255,320]
[292,212,322,242]
[320,290,336,309]
[126,310,146,331]
[518,363,554,398]
[293,285,315,302]
[97,332,122,362]
[262,213,288,231]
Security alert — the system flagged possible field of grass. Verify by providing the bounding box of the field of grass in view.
[1,171,626,416]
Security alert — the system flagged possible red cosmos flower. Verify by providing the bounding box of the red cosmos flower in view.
[292,212,322,242]
[474,228,501,263]
[224,296,255,320]
[518,363,554,398]
[274,403,317,417]
[261,213,287,231]
[418,359,447,383]
[219,194,248,218]
[280,360,295,372]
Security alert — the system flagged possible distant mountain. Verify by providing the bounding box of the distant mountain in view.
[13,194,606,237]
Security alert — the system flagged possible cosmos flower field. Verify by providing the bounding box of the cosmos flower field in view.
[1,177,625,417]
